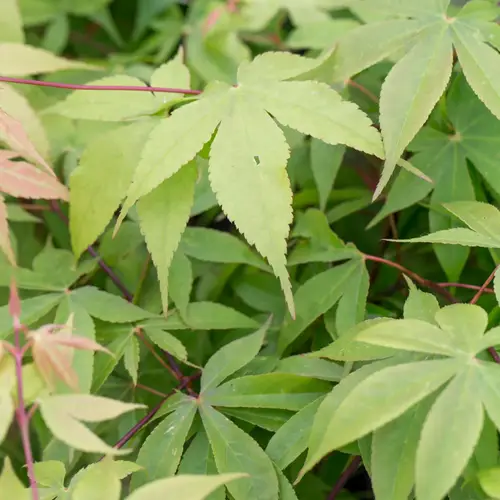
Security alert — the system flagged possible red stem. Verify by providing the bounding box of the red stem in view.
[0,76,200,95]
[327,456,361,500]
[13,330,39,499]
[470,264,500,305]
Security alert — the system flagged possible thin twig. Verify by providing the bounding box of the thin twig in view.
[363,253,458,303]
[0,76,200,95]
[327,456,361,500]
[134,383,169,398]
[470,264,500,305]
[438,282,494,294]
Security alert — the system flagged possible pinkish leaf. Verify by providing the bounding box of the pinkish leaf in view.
[8,278,21,326]
[0,158,69,200]
[50,333,112,355]
[0,195,15,266]
[0,108,52,174]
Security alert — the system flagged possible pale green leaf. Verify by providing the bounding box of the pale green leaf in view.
[54,297,96,394]
[403,282,440,323]
[143,328,187,361]
[0,42,96,75]
[372,398,432,500]
[52,76,161,121]
[376,23,453,198]
[435,304,488,354]
[237,51,328,84]
[274,465,299,500]
[275,356,343,382]
[0,458,29,500]
[416,366,484,500]
[0,390,14,444]
[123,335,140,384]
[266,397,324,470]
[138,161,197,313]
[70,120,156,258]
[0,292,63,339]
[209,89,294,315]
[179,227,270,271]
[73,457,121,500]
[357,318,465,356]
[278,260,357,354]
[303,358,460,470]
[0,0,24,43]
[310,140,344,211]
[126,473,246,500]
[0,83,49,159]
[132,401,197,490]
[478,361,500,432]
[396,228,500,247]
[453,20,500,120]
[245,80,383,158]
[201,318,269,392]
[201,404,279,500]
[445,201,500,239]
[329,19,430,82]
[121,86,227,215]
[168,249,192,320]
[150,53,191,106]
[38,396,133,455]
[71,287,154,322]
[33,461,66,488]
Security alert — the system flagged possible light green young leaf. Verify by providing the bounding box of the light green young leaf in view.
[0,292,63,339]
[38,395,141,455]
[55,297,96,394]
[0,390,13,444]
[278,260,357,354]
[132,401,197,490]
[396,228,500,247]
[478,361,500,432]
[266,397,324,470]
[357,318,465,356]
[302,358,460,473]
[329,19,430,82]
[310,140,345,212]
[126,473,246,500]
[201,404,279,500]
[0,458,29,500]
[274,465,299,500]
[143,328,187,361]
[416,366,484,500]
[179,227,270,271]
[120,86,227,218]
[71,287,154,322]
[435,304,488,354]
[246,80,383,159]
[495,268,500,308]
[209,90,294,316]
[150,52,191,106]
[138,161,197,314]
[274,356,343,382]
[33,461,66,488]
[403,282,440,323]
[0,0,24,43]
[168,249,192,320]
[73,457,121,500]
[453,20,500,120]
[335,257,369,335]
[201,318,269,392]
[376,23,453,198]
[445,201,500,238]
[52,76,161,121]
[372,398,432,500]
[123,335,140,384]
[0,83,49,159]
[70,120,156,258]
[0,42,96,75]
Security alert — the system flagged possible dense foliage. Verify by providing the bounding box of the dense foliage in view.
[3,0,500,499]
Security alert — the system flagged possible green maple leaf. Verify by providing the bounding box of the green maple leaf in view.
[119,51,382,316]
[371,73,500,280]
